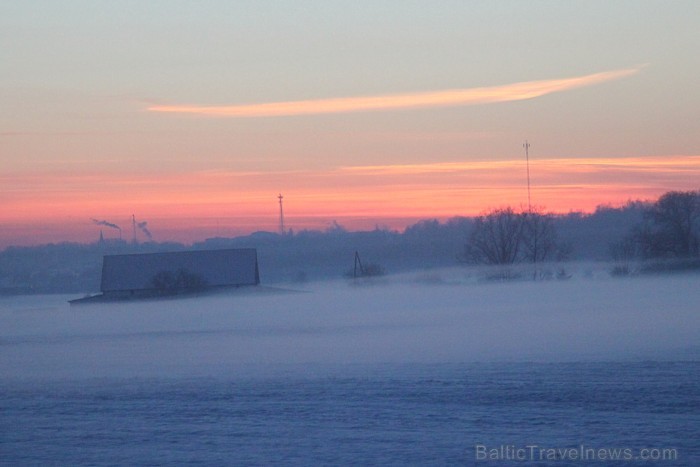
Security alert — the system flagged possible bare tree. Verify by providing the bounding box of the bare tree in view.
[464,207,569,281]
[609,236,639,275]
[151,269,207,294]
[464,208,526,265]
[522,210,561,279]
[522,211,559,263]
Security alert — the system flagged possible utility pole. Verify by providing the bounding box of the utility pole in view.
[353,251,365,278]
[523,140,532,213]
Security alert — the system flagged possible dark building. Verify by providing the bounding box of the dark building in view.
[71,248,260,303]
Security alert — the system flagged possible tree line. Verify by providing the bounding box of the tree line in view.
[610,190,700,273]
[0,190,697,293]
[462,190,699,276]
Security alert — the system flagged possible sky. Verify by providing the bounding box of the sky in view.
[2,1,699,246]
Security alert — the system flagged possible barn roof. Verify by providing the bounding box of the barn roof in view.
[100,248,259,293]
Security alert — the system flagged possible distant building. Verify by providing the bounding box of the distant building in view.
[71,248,260,303]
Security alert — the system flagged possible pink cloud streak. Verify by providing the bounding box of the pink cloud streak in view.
[147,67,644,118]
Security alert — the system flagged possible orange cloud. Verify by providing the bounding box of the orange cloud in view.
[341,155,700,177]
[147,66,644,118]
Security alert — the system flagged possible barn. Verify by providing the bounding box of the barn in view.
[71,248,260,303]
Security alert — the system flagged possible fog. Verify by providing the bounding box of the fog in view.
[1,270,699,380]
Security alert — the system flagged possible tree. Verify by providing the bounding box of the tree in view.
[522,211,559,263]
[463,207,569,280]
[609,236,639,275]
[464,208,526,265]
[151,269,207,294]
[522,210,567,279]
[633,190,700,259]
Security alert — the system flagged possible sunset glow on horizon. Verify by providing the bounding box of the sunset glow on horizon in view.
[2,2,699,248]
[3,155,699,247]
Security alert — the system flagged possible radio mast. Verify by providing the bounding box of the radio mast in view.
[278,194,285,235]
[523,140,532,213]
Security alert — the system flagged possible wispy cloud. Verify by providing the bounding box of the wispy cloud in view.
[148,66,644,118]
[339,154,700,177]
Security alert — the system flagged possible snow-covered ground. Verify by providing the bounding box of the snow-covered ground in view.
[1,269,699,379]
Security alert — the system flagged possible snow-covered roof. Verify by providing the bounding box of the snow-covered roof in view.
[100,248,259,292]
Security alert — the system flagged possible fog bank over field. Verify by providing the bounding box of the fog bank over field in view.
[0,202,651,293]
[1,271,699,380]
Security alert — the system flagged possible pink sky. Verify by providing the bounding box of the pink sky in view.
[2,3,699,247]
[3,155,698,247]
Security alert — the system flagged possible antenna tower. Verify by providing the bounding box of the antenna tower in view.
[523,140,532,213]
[278,194,285,235]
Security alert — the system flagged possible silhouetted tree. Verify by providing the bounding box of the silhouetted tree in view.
[523,211,559,263]
[632,190,700,259]
[464,208,525,265]
[609,236,639,275]
[464,208,569,279]
[522,210,570,279]
[151,269,207,294]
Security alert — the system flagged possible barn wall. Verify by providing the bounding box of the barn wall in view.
[100,248,259,293]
